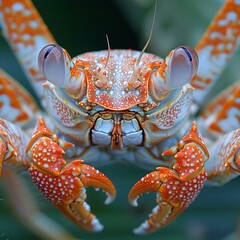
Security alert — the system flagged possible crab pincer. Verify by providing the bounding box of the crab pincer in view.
[128,122,209,234]
[27,117,116,232]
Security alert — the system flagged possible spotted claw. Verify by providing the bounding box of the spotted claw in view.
[27,117,116,232]
[128,122,209,234]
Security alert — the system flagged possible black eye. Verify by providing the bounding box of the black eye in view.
[43,45,55,59]
[181,46,192,61]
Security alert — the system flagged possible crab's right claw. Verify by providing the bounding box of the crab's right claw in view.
[29,145,116,232]
[128,122,209,234]
[27,117,116,232]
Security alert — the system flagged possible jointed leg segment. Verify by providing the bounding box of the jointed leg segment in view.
[191,0,240,107]
[0,118,30,174]
[205,129,240,185]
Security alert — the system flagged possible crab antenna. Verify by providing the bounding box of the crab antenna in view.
[105,34,111,68]
[136,0,157,67]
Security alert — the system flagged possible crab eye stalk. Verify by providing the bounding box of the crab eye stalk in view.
[168,46,198,88]
[38,44,86,99]
[149,46,198,101]
[38,44,72,87]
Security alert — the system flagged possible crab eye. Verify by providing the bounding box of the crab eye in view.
[149,46,198,101]
[38,44,71,87]
[168,46,198,88]
[38,44,86,100]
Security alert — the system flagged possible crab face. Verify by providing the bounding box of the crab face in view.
[38,44,198,111]
[80,50,153,111]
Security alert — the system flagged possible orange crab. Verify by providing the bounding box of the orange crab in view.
[0,0,239,239]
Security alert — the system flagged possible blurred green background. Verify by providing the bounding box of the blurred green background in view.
[0,0,240,239]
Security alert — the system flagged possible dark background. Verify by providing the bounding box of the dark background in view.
[0,0,239,239]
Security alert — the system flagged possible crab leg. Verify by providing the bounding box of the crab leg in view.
[198,80,240,139]
[205,129,240,185]
[26,117,116,232]
[0,118,30,174]
[128,122,209,234]
[0,68,40,128]
[191,0,240,107]
[0,0,56,99]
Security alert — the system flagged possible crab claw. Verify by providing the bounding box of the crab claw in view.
[27,117,116,232]
[128,122,209,234]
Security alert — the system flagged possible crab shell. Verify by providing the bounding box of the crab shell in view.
[81,50,153,111]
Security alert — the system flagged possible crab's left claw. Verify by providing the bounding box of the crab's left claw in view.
[128,122,209,234]
[27,117,116,232]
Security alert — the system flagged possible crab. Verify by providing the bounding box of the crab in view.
[0,0,239,239]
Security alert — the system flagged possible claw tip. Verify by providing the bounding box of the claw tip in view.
[129,197,139,207]
[104,193,115,204]
[133,220,149,234]
[91,217,104,232]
